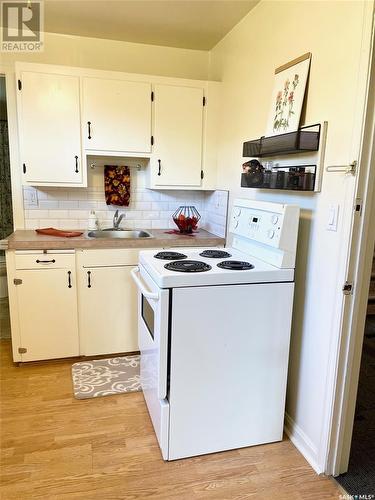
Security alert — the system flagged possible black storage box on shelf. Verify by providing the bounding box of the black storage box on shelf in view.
[243,124,321,158]
[241,165,316,191]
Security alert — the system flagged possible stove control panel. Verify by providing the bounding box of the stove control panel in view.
[229,199,300,268]
[231,206,284,248]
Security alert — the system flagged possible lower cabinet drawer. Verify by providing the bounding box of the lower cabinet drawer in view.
[77,249,140,267]
[15,251,75,270]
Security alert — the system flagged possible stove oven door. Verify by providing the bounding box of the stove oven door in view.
[131,265,170,459]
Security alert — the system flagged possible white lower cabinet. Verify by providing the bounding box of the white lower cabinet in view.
[9,253,79,362]
[77,249,140,356]
[78,265,138,356]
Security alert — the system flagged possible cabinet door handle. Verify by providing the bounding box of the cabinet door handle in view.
[87,271,92,288]
[67,271,72,288]
[157,159,161,176]
[75,156,79,173]
[36,259,56,264]
[87,121,91,139]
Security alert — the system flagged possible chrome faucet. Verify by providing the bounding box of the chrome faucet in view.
[113,210,125,230]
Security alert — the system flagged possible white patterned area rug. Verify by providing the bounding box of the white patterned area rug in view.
[71,355,141,400]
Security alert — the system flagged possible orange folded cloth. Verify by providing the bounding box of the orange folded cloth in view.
[36,228,83,237]
[104,165,131,206]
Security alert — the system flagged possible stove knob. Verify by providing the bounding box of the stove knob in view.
[271,215,279,225]
[268,229,275,239]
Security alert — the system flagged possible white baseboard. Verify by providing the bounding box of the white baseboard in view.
[284,412,323,474]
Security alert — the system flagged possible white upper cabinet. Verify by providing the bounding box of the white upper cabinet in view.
[83,77,152,153]
[151,84,204,187]
[15,63,219,190]
[17,71,84,186]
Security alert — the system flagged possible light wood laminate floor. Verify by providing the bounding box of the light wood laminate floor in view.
[0,340,343,499]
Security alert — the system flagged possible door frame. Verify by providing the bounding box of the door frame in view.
[325,4,375,476]
[0,63,24,230]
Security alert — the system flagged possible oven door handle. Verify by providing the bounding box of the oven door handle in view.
[131,267,159,301]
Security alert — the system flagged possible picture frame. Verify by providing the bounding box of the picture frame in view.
[266,52,311,137]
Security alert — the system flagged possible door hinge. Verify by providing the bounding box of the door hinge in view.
[151,91,154,102]
[342,281,354,295]
[13,278,22,285]
[355,198,363,215]
[203,96,206,106]
[18,347,27,354]
[201,170,204,180]
[151,135,154,146]
[23,163,26,174]
[18,79,22,91]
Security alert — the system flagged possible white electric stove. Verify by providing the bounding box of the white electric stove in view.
[131,198,300,461]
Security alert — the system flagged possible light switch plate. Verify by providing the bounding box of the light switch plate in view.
[23,187,38,207]
[327,204,339,231]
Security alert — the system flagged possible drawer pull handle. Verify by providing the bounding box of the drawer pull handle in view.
[87,270,92,288]
[67,271,72,288]
[87,121,91,139]
[75,155,79,173]
[36,259,56,264]
[157,159,161,176]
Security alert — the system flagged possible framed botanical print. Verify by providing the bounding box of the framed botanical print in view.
[266,53,311,137]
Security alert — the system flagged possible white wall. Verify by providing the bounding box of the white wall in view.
[1,32,209,80]
[209,0,373,472]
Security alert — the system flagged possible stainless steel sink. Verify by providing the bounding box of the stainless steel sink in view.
[87,230,153,239]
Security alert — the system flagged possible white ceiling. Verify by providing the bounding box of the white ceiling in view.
[44,0,259,50]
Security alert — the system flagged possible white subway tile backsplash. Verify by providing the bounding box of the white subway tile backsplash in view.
[152,219,170,229]
[141,191,160,202]
[39,219,60,228]
[68,210,90,219]
[25,219,39,229]
[132,220,150,229]
[27,210,49,219]
[59,200,79,209]
[152,201,170,211]
[160,210,174,219]
[23,182,228,236]
[78,201,98,210]
[59,219,80,229]
[142,211,160,220]
[68,190,88,200]
[36,189,49,200]
[78,220,89,230]
[38,200,59,210]
[47,191,69,200]
[124,211,142,220]
[133,202,152,210]
[48,210,69,219]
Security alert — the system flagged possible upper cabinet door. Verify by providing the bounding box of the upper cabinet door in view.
[153,84,204,187]
[18,71,83,185]
[83,77,152,153]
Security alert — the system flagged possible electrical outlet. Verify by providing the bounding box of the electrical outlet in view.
[23,187,38,207]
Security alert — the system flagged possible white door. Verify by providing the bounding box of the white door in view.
[18,71,82,184]
[78,266,138,356]
[153,84,204,187]
[15,268,79,361]
[83,77,152,153]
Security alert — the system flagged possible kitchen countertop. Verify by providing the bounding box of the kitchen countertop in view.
[4,229,225,251]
